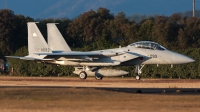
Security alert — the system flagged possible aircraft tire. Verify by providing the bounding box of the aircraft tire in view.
[79,71,87,79]
[135,75,141,80]
[95,76,103,80]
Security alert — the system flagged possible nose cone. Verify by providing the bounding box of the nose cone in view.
[172,53,195,64]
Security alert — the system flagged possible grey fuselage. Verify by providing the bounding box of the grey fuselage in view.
[47,41,194,66]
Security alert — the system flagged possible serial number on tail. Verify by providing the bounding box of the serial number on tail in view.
[35,48,51,52]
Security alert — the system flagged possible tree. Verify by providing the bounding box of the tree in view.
[0,9,17,57]
[137,18,154,41]
[67,8,114,48]
[108,12,131,46]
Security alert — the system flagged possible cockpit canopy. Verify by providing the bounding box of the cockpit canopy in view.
[128,41,166,50]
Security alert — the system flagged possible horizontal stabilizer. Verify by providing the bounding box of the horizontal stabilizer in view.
[5,56,24,59]
[5,56,54,61]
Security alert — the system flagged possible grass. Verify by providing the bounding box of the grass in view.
[0,87,200,112]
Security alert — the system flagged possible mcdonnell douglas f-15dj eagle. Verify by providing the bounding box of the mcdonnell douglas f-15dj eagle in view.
[6,22,195,80]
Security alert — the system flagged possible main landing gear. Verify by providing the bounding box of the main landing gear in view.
[79,66,88,80]
[79,71,87,79]
[135,64,145,80]
[78,66,103,80]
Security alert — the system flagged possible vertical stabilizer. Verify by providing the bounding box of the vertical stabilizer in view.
[47,23,71,52]
[28,22,51,54]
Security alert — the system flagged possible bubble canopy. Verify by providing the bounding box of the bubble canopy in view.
[128,41,166,50]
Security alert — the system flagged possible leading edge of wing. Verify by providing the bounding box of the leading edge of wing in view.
[35,51,125,57]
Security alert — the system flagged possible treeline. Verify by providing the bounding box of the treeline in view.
[127,10,200,23]
[0,8,200,78]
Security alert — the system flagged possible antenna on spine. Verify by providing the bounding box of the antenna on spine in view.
[193,0,196,17]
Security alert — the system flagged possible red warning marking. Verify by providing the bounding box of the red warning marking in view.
[139,57,144,60]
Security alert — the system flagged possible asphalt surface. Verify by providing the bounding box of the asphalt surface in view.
[0,86,199,95]
[0,77,200,95]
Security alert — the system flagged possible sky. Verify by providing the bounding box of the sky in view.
[0,0,199,19]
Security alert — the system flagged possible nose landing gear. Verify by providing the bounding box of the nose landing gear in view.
[135,64,145,80]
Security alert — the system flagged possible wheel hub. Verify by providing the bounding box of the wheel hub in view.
[80,73,85,79]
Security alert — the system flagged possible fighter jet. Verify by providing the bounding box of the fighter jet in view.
[6,22,195,80]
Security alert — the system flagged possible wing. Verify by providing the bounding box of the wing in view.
[35,51,125,61]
